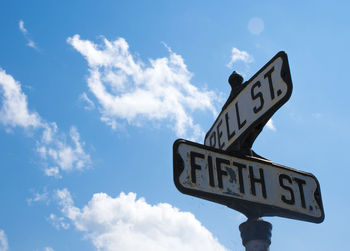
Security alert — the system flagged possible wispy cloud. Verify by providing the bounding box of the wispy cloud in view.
[18,20,38,50]
[0,68,41,128]
[37,125,91,178]
[19,20,27,34]
[67,35,218,140]
[0,68,91,177]
[79,92,96,110]
[27,188,49,205]
[54,188,228,251]
[226,47,254,69]
[0,230,8,251]
[47,213,70,230]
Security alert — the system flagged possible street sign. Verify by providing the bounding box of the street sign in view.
[204,51,293,152]
[173,139,324,223]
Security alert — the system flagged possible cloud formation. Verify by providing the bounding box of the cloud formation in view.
[0,68,41,128]
[47,213,70,230]
[18,20,38,50]
[55,189,228,251]
[68,35,218,139]
[0,68,91,177]
[18,20,27,34]
[37,125,91,178]
[79,92,96,110]
[27,189,49,205]
[0,230,8,251]
[226,47,254,69]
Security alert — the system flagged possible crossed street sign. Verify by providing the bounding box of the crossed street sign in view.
[173,139,324,223]
[204,51,292,152]
[172,51,324,224]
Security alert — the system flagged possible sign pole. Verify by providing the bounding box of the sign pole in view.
[239,218,272,251]
[225,71,274,251]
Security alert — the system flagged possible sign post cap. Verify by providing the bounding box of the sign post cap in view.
[239,218,272,248]
[228,71,244,88]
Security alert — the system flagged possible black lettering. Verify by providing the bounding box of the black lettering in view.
[264,67,275,100]
[225,113,236,141]
[251,81,264,113]
[207,156,215,187]
[216,120,225,149]
[190,151,204,184]
[279,174,295,205]
[216,158,229,189]
[294,177,307,208]
[233,161,246,194]
[249,166,267,199]
[235,102,246,130]
[209,131,216,147]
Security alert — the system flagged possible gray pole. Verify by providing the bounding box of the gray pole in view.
[239,218,272,251]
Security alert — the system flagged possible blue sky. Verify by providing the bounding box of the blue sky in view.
[0,1,349,250]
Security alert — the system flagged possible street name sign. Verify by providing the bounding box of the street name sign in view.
[173,139,324,223]
[204,51,293,152]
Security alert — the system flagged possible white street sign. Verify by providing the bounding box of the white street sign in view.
[173,139,324,223]
[204,51,292,152]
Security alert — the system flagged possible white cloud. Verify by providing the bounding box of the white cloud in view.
[27,40,37,49]
[248,17,265,35]
[43,247,55,251]
[47,213,70,230]
[79,92,96,110]
[0,68,41,128]
[27,189,49,205]
[0,68,91,177]
[37,125,91,176]
[44,167,60,178]
[19,20,27,34]
[55,189,228,251]
[0,230,8,251]
[67,35,218,139]
[266,119,276,131]
[226,47,254,69]
[18,20,38,50]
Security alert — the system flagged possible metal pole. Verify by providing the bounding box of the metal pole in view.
[239,218,272,251]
